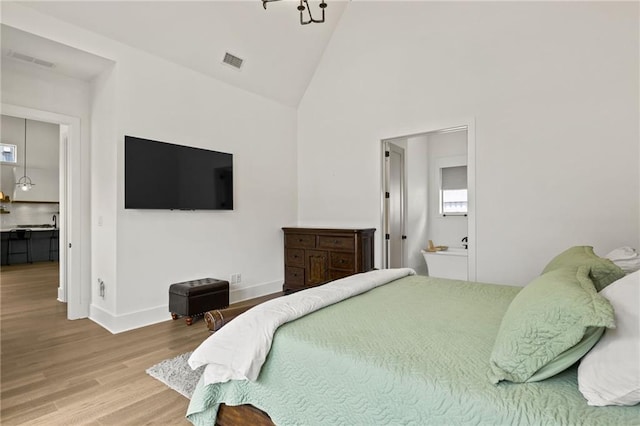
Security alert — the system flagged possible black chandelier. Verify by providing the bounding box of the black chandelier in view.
[262,0,327,25]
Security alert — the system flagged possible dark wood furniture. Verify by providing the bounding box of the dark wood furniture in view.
[216,403,274,426]
[169,278,229,325]
[206,302,281,426]
[282,227,375,293]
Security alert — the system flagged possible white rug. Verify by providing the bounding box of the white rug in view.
[146,351,204,399]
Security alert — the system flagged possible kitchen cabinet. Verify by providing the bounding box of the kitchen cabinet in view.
[1,229,58,265]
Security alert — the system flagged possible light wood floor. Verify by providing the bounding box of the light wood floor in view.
[0,262,278,425]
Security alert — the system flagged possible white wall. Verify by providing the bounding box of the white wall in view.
[1,55,92,309]
[90,66,118,317]
[3,4,298,332]
[0,113,60,228]
[1,114,60,203]
[0,115,59,171]
[298,2,640,286]
[112,48,298,324]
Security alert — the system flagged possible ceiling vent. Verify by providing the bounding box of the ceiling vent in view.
[222,52,243,70]
[6,50,55,69]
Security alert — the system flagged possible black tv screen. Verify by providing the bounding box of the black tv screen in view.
[125,136,233,210]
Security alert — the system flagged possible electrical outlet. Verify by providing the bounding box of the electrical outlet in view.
[98,278,105,298]
[236,273,241,284]
[230,273,241,285]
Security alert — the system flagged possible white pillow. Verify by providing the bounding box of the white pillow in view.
[578,270,640,406]
[605,246,640,274]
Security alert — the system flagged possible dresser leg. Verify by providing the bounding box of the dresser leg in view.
[185,317,193,326]
[171,313,179,320]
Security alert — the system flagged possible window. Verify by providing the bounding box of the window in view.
[440,165,468,215]
[1,144,17,164]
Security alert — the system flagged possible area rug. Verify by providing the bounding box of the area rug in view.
[146,351,204,399]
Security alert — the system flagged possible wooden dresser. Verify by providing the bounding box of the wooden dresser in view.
[282,227,375,293]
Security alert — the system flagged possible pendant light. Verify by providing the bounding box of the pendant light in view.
[16,118,35,192]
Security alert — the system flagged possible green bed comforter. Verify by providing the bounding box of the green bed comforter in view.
[187,275,640,425]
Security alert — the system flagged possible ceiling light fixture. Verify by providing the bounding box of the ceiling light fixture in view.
[16,118,35,192]
[262,0,327,25]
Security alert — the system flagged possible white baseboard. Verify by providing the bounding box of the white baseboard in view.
[89,303,169,334]
[89,279,283,334]
[230,279,282,304]
[57,286,65,302]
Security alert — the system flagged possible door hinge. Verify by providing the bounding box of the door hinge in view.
[68,243,72,248]
[385,234,390,240]
[385,150,390,157]
[385,192,390,199]
[402,235,407,240]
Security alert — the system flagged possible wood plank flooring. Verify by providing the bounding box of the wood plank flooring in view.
[0,262,279,425]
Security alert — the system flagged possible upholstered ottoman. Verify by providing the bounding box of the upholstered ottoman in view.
[169,278,229,325]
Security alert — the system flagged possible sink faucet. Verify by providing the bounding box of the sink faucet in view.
[52,214,57,228]
[461,236,468,249]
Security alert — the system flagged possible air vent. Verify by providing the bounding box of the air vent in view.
[33,58,55,68]
[222,52,243,70]
[6,50,55,69]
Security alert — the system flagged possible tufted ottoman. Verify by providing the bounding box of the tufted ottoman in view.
[169,278,229,325]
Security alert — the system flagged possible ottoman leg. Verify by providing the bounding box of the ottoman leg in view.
[185,316,193,326]
[171,313,179,320]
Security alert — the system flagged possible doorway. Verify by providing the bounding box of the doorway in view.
[2,103,87,319]
[381,121,476,280]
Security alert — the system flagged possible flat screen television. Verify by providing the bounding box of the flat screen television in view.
[125,136,233,210]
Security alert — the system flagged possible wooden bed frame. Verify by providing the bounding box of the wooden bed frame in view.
[216,404,274,426]
[205,305,276,426]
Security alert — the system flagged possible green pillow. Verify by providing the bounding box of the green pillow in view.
[542,246,625,291]
[489,266,614,384]
[526,326,604,382]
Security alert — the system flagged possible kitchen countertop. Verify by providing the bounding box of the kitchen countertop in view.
[1,227,58,232]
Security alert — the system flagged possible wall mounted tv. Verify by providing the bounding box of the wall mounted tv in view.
[125,136,233,210]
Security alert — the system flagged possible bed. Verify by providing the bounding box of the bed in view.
[186,253,639,425]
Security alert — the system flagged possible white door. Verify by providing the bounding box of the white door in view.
[384,142,406,268]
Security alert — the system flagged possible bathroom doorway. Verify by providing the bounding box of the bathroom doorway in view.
[381,121,476,280]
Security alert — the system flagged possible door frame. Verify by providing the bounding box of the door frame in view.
[2,103,88,319]
[380,118,476,281]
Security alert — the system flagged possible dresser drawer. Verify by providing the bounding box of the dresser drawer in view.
[318,236,355,251]
[329,269,352,281]
[329,252,355,271]
[285,266,305,287]
[285,234,316,249]
[286,249,305,267]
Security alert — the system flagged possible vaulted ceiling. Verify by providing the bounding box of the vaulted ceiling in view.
[3,1,349,107]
